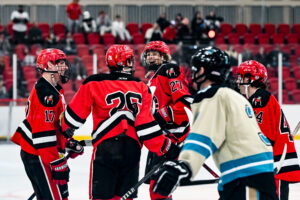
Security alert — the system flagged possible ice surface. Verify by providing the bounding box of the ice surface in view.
[1,142,300,200]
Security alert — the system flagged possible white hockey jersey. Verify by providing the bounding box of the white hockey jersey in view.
[179,84,274,191]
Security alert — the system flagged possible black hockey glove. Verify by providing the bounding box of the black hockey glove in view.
[163,141,181,160]
[65,138,84,159]
[50,157,70,185]
[152,160,191,196]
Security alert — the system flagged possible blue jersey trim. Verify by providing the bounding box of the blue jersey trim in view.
[181,133,217,158]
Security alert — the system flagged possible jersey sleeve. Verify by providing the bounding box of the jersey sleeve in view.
[61,82,93,131]
[178,92,226,178]
[135,84,170,156]
[160,64,193,142]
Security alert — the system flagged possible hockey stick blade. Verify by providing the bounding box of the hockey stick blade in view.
[120,160,165,200]
[28,154,71,200]
[78,139,93,146]
[181,178,219,186]
[274,144,287,175]
[292,121,300,138]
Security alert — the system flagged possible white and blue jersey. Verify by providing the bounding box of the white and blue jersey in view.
[178,85,274,191]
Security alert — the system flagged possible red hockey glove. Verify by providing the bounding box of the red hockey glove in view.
[154,106,173,127]
[152,160,191,196]
[66,138,84,159]
[50,157,70,185]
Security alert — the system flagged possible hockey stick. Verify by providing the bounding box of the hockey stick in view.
[181,178,219,186]
[28,154,71,200]
[292,121,300,138]
[203,164,220,178]
[120,160,165,200]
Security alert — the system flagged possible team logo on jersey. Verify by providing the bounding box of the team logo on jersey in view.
[44,95,54,105]
[245,104,253,118]
[166,67,177,78]
[252,96,262,107]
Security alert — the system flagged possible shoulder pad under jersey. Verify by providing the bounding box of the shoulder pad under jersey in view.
[35,79,60,107]
[158,63,181,79]
[249,88,271,108]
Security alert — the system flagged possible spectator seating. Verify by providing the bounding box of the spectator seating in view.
[87,33,100,44]
[76,44,89,57]
[7,22,13,36]
[257,33,270,44]
[284,78,297,90]
[235,23,248,35]
[268,77,278,92]
[278,23,290,36]
[291,89,300,102]
[102,33,115,46]
[286,33,299,44]
[132,33,145,44]
[243,33,255,44]
[249,23,261,35]
[220,23,233,35]
[272,33,284,44]
[293,67,300,79]
[126,23,139,35]
[92,45,105,56]
[14,44,27,60]
[73,33,85,44]
[282,67,291,79]
[214,33,225,44]
[38,23,50,39]
[53,23,66,38]
[228,33,240,44]
[292,24,300,35]
[264,23,276,35]
[141,23,153,35]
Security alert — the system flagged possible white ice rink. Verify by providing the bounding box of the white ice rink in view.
[1,142,300,200]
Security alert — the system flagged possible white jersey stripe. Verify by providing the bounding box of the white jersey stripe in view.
[65,109,84,128]
[137,124,161,137]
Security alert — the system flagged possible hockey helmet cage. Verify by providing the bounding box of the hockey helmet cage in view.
[106,45,135,73]
[191,46,231,83]
[237,60,268,86]
[142,41,171,70]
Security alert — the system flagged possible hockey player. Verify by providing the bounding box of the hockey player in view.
[151,47,278,200]
[11,48,84,200]
[60,45,180,200]
[237,60,300,200]
[142,40,192,200]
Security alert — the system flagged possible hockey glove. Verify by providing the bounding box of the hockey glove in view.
[154,106,173,127]
[152,160,191,196]
[66,138,84,159]
[160,139,181,160]
[50,157,70,185]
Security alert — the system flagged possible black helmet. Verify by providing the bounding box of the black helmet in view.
[191,46,231,85]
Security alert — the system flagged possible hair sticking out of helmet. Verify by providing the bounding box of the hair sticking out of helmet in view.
[106,45,135,74]
[36,48,70,84]
[191,46,231,88]
[142,41,171,71]
[237,60,268,88]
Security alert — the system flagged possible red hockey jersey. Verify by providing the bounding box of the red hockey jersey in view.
[11,77,67,165]
[249,88,300,182]
[61,72,171,155]
[148,63,192,143]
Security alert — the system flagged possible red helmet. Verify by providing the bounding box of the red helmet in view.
[237,60,268,84]
[106,45,135,71]
[36,48,67,71]
[143,41,171,61]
